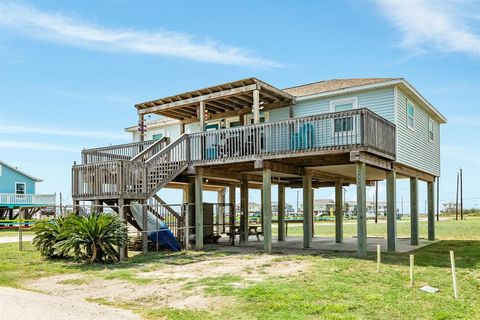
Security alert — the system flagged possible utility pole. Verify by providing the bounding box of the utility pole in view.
[375,181,378,223]
[401,197,404,216]
[455,172,459,221]
[460,168,463,220]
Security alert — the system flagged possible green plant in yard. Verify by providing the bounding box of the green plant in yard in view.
[54,212,128,263]
[32,215,73,258]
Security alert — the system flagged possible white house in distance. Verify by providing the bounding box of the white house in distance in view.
[74,77,447,257]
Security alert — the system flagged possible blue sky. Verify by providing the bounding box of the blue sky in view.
[0,0,479,210]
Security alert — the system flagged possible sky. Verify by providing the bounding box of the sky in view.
[0,0,479,211]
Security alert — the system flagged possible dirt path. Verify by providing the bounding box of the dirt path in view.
[0,286,140,320]
[0,235,34,243]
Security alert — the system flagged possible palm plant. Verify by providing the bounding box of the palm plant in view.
[54,212,128,263]
[32,215,72,258]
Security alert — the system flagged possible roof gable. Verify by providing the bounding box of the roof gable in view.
[0,160,43,182]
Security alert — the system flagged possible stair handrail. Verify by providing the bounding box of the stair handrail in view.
[130,136,170,162]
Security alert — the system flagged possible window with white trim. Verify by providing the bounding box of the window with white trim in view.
[330,98,357,133]
[407,101,415,129]
[15,182,26,195]
[428,118,434,141]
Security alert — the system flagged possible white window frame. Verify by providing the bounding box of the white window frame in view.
[245,111,269,124]
[406,100,415,131]
[0,164,2,176]
[148,129,165,141]
[15,182,26,195]
[329,97,358,135]
[225,116,240,128]
[428,118,434,142]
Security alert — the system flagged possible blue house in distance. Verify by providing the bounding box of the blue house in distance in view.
[0,160,56,219]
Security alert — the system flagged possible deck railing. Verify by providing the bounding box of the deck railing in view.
[189,108,395,163]
[0,193,56,206]
[81,140,158,164]
[73,109,396,199]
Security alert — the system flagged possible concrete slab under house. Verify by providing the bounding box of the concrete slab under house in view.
[71,77,447,258]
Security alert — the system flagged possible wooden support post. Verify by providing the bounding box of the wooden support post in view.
[118,198,127,261]
[303,173,312,249]
[218,188,226,233]
[73,199,80,215]
[335,180,343,243]
[427,181,435,241]
[139,114,145,142]
[240,180,249,245]
[253,89,260,124]
[410,177,419,245]
[436,176,440,222]
[187,182,195,236]
[386,170,397,252]
[278,184,286,241]
[195,174,204,250]
[311,187,315,237]
[199,101,206,132]
[262,168,272,253]
[94,200,102,213]
[375,181,378,224]
[356,162,367,258]
[229,185,236,245]
[450,251,458,299]
[142,202,148,255]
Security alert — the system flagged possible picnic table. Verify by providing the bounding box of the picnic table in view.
[227,225,263,241]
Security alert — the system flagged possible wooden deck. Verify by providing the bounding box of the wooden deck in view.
[72,108,396,201]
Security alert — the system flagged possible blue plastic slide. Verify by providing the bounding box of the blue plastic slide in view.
[130,202,181,252]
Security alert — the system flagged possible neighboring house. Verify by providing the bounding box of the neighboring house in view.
[442,202,456,213]
[74,77,447,256]
[313,199,335,215]
[0,160,56,211]
[346,201,387,217]
[235,202,261,214]
[271,201,294,214]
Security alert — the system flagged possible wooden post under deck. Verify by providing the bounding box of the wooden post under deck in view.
[195,174,204,249]
[303,173,312,248]
[386,170,397,252]
[142,201,148,255]
[118,198,127,261]
[262,168,272,253]
[139,114,145,142]
[410,177,419,245]
[356,162,367,258]
[278,184,286,241]
[427,181,435,241]
[218,188,226,233]
[335,180,343,243]
[240,179,249,245]
[199,101,206,132]
[229,185,236,240]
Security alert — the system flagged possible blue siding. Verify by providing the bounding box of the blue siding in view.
[0,164,36,194]
[269,107,290,122]
[293,87,395,122]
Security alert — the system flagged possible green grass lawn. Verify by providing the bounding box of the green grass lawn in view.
[280,216,480,240]
[0,218,479,319]
[0,230,34,237]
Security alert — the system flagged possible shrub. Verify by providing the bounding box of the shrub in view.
[32,215,72,258]
[54,212,128,263]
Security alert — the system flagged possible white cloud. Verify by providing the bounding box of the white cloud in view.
[0,2,280,67]
[376,0,480,57]
[0,140,79,152]
[0,125,127,140]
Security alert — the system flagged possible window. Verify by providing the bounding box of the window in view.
[152,133,163,140]
[428,118,434,142]
[15,182,26,195]
[407,101,415,129]
[330,98,357,133]
[246,112,269,124]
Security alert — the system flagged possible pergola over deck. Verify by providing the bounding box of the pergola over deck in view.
[135,77,295,135]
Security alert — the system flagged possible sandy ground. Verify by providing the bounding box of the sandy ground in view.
[29,254,307,311]
[0,286,140,320]
[0,235,34,243]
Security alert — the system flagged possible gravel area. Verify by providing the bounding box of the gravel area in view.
[0,286,140,320]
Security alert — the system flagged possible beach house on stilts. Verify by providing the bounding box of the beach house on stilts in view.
[72,77,447,257]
